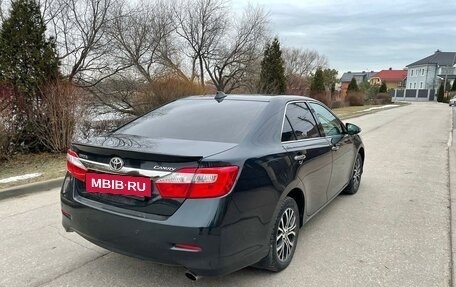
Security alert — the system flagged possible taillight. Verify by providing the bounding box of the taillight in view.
[66,149,87,182]
[155,166,239,199]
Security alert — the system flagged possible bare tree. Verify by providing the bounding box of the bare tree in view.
[174,0,227,86]
[41,0,271,116]
[107,0,184,83]
[48,0,125,85]
[39,0,59,24]
[283,48,328,79]
[203,5,268,92]
[283,48,328,95]
[84,0,194,116]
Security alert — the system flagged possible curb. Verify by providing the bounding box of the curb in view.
[449,107,456,287]
[0,177,64,201]
[449,145,456,287]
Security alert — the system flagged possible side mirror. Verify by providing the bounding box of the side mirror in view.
[346,123,361,135]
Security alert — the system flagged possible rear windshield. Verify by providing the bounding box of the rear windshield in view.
[115,99,268,143]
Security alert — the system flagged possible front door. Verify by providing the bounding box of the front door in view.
[308,102,355,199]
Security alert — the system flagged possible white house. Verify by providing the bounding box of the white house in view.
[406,50,456,90]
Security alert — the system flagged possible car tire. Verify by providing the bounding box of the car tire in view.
[254,197,300,272]
[343,153,363,195]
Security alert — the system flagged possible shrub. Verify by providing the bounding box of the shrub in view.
[0,122,13,161]
[148,77,205,106]
[365,85,379,102]
[0,122,12,161]
[375,93,392,105]
[345,92,365,106]
[331,100,344,109]
[0,85,15,159]
[379,81,388,93]
[33,82,84,153]
[77,118,131,140]
[133,76,205,115]
[310,93,331,107]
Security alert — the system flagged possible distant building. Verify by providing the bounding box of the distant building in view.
[369,68,407,90]
[340,71,376,99]
[406,50,456,90]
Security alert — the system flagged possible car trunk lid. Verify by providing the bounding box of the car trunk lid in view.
[69,134,237,217]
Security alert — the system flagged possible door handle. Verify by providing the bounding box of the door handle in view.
[294,154,306,161]
[331,145,340,151]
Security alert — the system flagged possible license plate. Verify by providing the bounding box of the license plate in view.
[86,173,152,197]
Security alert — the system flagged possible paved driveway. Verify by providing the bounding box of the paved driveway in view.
[0,102,452,287]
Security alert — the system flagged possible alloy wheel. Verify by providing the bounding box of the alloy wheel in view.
[353,156,362,191]
[276,207,297,262]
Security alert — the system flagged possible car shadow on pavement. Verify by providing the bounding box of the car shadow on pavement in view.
[53,193,351,287]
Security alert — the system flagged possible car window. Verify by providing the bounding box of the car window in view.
[116,99,268,143]
[282,102,320,142]
[281,117,296,142]
[308,103,343,137]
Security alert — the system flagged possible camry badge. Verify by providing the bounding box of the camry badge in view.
[109,157,124,171]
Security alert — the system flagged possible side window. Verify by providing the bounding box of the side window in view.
[309,103,343,137]
[281,117,295,142]
[282,102,320,142]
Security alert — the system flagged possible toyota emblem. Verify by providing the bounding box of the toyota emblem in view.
[109,157,124,171]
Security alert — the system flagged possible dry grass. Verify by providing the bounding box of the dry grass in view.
[333,103,407,120]
[0,153,66,189]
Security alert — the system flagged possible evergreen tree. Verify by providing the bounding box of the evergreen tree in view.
[347,78,359,92]
[437,82,444,102]
[0,0,60,151]
[452,80,456,91]
[259,37,286,94]
[322,68,338,97]
[446,81,452,92]
[358,80,371,93]
[379,81,387,93]
[322,69,338,88]
[310,68,325,95]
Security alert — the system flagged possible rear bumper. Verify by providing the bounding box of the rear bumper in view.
[60,176,269,276]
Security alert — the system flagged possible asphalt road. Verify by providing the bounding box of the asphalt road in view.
[0,102,452,287]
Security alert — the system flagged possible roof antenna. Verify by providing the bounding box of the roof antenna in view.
[214,91,227,103]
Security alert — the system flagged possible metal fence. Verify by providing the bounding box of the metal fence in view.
[392,89,436,101]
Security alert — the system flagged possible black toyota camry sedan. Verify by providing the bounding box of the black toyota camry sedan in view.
[61,94,364,279]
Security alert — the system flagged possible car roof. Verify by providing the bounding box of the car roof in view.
[182,94,314,103]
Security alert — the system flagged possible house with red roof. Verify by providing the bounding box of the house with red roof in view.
[369,68,407,90]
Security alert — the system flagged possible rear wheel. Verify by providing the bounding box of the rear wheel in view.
[255,197,300,272]
[343,153,363,194]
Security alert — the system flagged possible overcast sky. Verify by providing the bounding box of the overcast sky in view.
[233,0,456,74]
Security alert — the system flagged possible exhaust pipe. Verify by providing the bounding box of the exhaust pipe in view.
[185,270,201,281]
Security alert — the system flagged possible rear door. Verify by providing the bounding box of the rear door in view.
[281,102,333,215]
[308,102,355,199]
